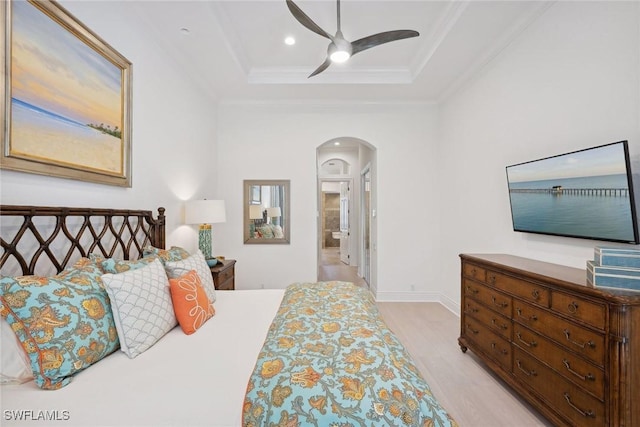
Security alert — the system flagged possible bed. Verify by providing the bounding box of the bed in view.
[0,205,457,427]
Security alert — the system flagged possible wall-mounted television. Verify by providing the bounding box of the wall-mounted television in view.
[506,140,639,244]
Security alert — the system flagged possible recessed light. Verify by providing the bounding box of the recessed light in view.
[334,142,341,146]
[180,28,191,35]
[284,36,295,46]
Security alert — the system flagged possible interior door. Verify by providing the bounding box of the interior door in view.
[339,181,350,264]
[362,168,371,286]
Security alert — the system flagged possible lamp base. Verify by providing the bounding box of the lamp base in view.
[198,224,212,259]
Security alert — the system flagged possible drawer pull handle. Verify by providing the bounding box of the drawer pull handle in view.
[465,304,479,314]
[516,308,537,321]
[567,302,579,314]
[466,324,479,335]
[563,392,595,418]
[491,318,508,330]
[531,289,540,300]
[470,268,477,277]
[492,296,508,308]
[491,342,508,355]
[466,285,479,295]
[563,359,595,382]
[516,359,537,377]
[515,331,537,348]
[488,274,496,285]
[563,329,595,349]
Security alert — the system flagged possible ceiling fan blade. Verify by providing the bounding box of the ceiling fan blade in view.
[351,30,419,55]
[286,0,333,40]
[309,58,332,78]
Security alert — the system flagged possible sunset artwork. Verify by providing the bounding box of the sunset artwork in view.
[9,1,124,176]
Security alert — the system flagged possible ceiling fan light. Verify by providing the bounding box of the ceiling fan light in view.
[330,50,350,63]
[328,38,352,63]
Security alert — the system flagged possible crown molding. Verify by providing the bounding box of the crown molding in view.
[409,1,470,78]
[247,66,414,84]
[437,1,555,103]
[207,2,250,75]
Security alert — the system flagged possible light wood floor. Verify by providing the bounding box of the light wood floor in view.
[377,302,553,427]
[318,247,367,287]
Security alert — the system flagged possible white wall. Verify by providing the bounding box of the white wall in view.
[215,102,441,299]
[438,1,640,312]
[0,1,217,250]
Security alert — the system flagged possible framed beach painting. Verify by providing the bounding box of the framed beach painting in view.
[1,0,132,187]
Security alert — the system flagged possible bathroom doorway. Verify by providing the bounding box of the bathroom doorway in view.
[316,138,375,291]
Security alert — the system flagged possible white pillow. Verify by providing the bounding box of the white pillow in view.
[102,259,177,359]
[1,317,33,384]
[165,250,216,303]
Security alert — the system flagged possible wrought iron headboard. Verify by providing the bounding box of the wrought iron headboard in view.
[0,205,166,276]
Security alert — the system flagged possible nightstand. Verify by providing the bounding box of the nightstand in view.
[210,259,236,290]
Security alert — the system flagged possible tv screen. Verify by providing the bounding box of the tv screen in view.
[506,141,639,244]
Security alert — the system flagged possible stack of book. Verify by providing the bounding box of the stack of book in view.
[587,247,640,291]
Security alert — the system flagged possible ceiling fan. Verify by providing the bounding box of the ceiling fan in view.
[286,0,420,78]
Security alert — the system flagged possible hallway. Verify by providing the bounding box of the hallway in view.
[318,248,367,287]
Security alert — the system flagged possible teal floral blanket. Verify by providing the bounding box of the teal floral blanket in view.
[242,282,458,427]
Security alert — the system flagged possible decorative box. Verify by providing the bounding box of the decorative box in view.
[587,260,640,292]
[594,246,640,269]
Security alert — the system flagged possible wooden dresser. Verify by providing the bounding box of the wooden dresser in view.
[210,259,235,290]
[459,254,640,427]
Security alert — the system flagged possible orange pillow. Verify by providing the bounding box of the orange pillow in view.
[168,270,215,335]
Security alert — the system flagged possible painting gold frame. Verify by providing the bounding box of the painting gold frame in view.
[1,0,132,187]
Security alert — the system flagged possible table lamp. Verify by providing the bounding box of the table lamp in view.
[185,199,226,260]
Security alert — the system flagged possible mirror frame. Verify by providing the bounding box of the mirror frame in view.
[243,179,290,244]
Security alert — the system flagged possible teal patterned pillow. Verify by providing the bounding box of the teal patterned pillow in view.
[143,246,190,263]
[258,225,275,239]
[100,255,159,274]
[0,258,120,390]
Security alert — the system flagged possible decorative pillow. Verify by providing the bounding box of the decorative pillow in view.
[165,251,217,303]
[1,317,33,384]
[0,258,119,389]
[169,270,215,335]
[143,246,190,263]
[101,259,177,358]
[272,225,284,239]
[258,225,275,239]
[100,256,159,274]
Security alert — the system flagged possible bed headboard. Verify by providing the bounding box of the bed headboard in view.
[0,205,166,276]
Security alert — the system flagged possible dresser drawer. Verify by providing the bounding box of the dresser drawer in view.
[488,271,550,307]
[463,262,486,282]
[513,324,604,400]
[464,279,512,318]
[513,349,605,427]
[551,291,606,331]
[464,298,511,340]
[464,317,512,369]
[513,301,605,367]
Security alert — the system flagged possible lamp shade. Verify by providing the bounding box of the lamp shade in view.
[249,205,263,220]
[185,200,226,225]
[267,207,281,218]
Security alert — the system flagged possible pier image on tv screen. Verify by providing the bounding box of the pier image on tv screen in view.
[506,141,639,244]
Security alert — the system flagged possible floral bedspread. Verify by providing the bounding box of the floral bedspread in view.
[242,282,458,427]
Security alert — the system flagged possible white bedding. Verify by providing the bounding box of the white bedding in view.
[1,289,285,427]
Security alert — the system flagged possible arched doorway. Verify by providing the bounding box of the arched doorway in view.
[316,137,376,293]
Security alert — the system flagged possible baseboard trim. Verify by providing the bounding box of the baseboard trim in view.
[376,291,440,302]
[439,293,461,317]
[376,291,461,317]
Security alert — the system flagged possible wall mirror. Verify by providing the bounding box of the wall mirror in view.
[243,180,290,244]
